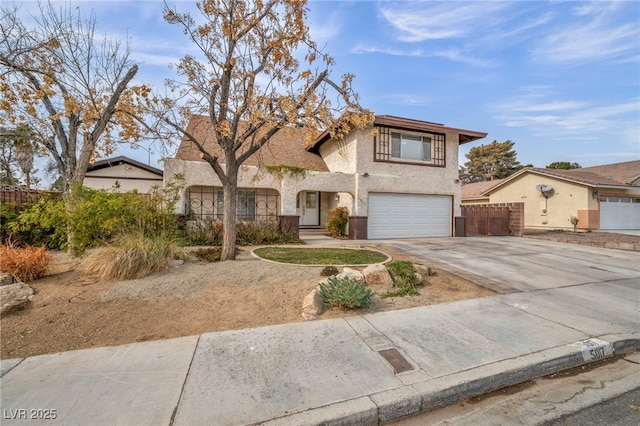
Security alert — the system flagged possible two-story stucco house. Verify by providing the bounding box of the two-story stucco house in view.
[163,114,487,239]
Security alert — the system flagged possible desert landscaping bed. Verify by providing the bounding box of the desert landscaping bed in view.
[1,247,494,359]
[5,231,634,360]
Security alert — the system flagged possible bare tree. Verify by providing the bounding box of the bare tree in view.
[147,0,373,261]
[0,1,145,193]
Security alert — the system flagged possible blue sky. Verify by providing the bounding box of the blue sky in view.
[16,0,640,170]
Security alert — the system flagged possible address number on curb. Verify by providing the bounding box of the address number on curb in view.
[571,338,613,362]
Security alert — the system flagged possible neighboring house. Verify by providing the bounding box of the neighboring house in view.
[163,115,487,239]
[84,156,164,194]
[461,160,640,231]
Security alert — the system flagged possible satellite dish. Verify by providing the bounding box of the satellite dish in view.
[536,184,554,198]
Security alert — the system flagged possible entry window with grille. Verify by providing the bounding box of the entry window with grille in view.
[188,186,279,222]
[375,127,445,166]
[214,189,256,220]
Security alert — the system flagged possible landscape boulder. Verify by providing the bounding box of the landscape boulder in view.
[1,281,34,315]
[362,264,393,287]
[301,288,323,321]
[414,264,436,285]
[336,267,364,283]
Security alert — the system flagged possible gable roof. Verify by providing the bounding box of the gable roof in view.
[577,160,640,185]
[525,167,628,187]
[174,115,329,172]
[87,156,163,176]
[466,161,640,198]
[308,115,487,151]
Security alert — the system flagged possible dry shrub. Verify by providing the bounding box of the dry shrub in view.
[79,234,188,281]
[0,244,52,282]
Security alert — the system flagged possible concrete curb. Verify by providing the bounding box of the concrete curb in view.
[250,245,393,267]
[262,334,640,425]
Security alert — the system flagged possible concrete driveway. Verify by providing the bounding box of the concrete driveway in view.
[377,236,640,293]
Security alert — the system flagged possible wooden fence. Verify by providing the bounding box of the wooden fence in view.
[1,186,60,212]
[461,203,525,237]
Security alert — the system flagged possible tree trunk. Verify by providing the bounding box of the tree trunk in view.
[221,174,238,261]
[63,190,79,254]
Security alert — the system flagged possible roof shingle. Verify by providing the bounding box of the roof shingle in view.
[175,116,329,172]
[461,179,504,199]
[576,160,640,185]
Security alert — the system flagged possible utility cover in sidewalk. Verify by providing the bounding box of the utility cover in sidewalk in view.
[379,348,414,373]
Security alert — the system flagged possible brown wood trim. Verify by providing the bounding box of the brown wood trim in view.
[372,158,447,168]
[373,126,446,167]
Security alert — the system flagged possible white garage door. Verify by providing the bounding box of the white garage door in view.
[600,197,640,230]
[368,193,452,239]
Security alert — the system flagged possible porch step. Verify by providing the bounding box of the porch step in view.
[299,227,327,236]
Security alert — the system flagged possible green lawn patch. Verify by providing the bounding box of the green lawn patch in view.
[253,247,387,265]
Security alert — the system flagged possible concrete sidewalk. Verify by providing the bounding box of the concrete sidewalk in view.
[2,280,638,425]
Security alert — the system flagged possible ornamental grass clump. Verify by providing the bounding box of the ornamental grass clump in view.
[319,276,375,309]
[0,243,51,282]
[79,234,188,281]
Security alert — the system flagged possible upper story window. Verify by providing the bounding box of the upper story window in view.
[391,133,431,161]
[375,126,445,166]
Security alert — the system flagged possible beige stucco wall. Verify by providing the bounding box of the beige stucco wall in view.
[164,158,355,216]
[488,174,592,230]
[166,125,466,219]
[318,135,358,174]
[318,128,463,216]
[83,164,163,193]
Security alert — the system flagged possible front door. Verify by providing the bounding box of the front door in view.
[298,191,320,226]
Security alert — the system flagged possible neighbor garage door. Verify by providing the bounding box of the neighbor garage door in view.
[368,193,452,239]
[600,197,640,230]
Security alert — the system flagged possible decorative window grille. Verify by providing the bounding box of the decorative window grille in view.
[375,127,445,166]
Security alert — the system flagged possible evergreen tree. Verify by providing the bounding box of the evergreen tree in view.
[546,161,581,170]
[461,140,521,182]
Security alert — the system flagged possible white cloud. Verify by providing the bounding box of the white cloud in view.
[378,1,510,42]
[430,48,498,68]
[534,3,639,64]
[351,44,424,57]
[493,95,640,153]
[309,10,343,43]
[499,100,586,113]
[132,52,182,68]
[381,94,429,107]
